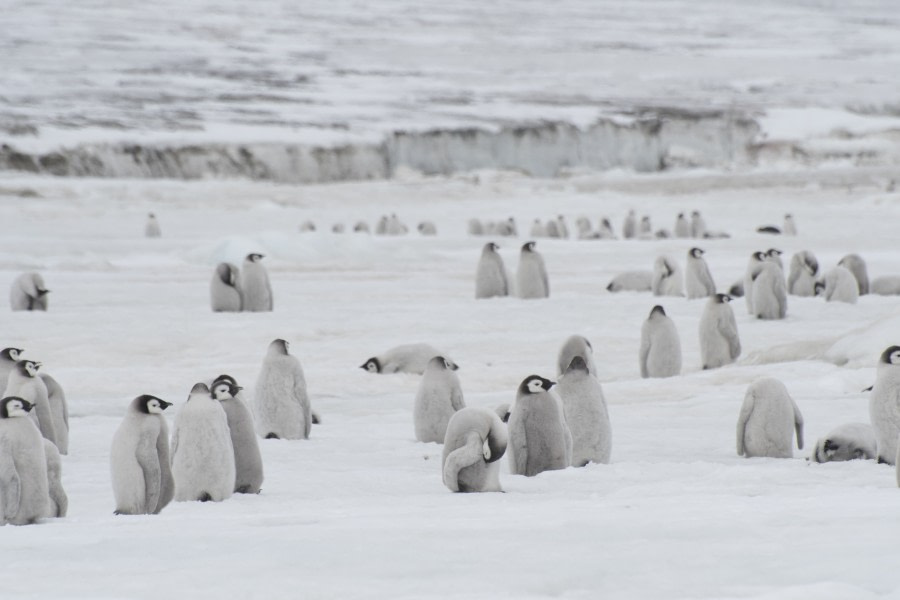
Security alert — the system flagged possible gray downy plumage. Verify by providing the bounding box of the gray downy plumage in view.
[736,378,804,458]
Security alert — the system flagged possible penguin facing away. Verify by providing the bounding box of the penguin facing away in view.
[752,262,787,320]
[39,371,68,455]
[823,266,859,304]
[110,394,175,515]
[43,438,67,518]
[652,256,684,297]
[414,356,465,443]
[639,306,682,378]
[210,262,242,312]
[0,347,23,387]
[254,339,312,440]
[808,423,876,463]
[4,360,58,449]
[241,253,273,312]
[685,247,716,299]
[0,397,51,525]
[516,241,549,299]
[736,378,804,458]
[699,294,741,370]
[838,254,869,295]
[787,251,818,297]
[360,343,458,375]
[622,210,637,239]
[869,346,900,464]
[211,376,264,494]
[10,272,50,311]
[442,407,507,493]
[475,242,509,299]
[743,251,767,314]
[507,375,573,477]
[555,356,611,466]
[557,334,597,377]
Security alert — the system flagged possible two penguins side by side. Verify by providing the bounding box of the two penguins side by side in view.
[210,254,272,312]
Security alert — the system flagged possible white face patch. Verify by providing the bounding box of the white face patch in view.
[366,362,378,373]
[213,384,231,399]
[8,349,20,361]
[890,350,900,365]
[526,379,545,393]
[24,362,38,377]
[482,438,491,461]
[7,400,27,417]
[146,399,164,414]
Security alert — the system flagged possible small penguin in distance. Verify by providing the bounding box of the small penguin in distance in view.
[808,423,876,463]
[639,306,682,378]
[685,248,715,299]
[241,253,273,312]
[110,395,175,515]
[607,271,652,293]
[783,214,797,236]
[868,346,900,464]
[622,210,637,239]
[361,343,458,375]
[743,251,767,314]
[674,213,690,238]
[691,211,706,238]
[652,256,683,297]
[211,375,264,494]
[737,378,804,458]
[699,294,740,370]
[787,251,818,296]
[418,222,437,236]
[475,242,509,299]
[872,276,900,296]
[555,356,611,466]
[0,397,50,525]
[414,356,465,443]
[508,375,572,476]
[10,272,50,311]
[254,339,312,440]
[145,213,161,238]
[516,241,549,299]
[838,254,869,295]
[442,407,507,493]
[210,263,242,312]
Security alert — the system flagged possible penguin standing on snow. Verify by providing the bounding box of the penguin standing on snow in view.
[475,242,509,299]
[622,210,637,239]
[0,397,50,525]
[555,356,611,466]
[685,248,715,299]
[145,213,162,238]
[414,356,465,443]
[838,253,869,295]
[43,439,67,518]
[639,306,682,378]
[110,394,175,515]
[254,339,312,440]
[737,378,804,458]
[699,294,740,369]
[787,251,818,296]
[752,262,788,319]
[765,248,784,270]
[743,251,767,314]
[171,383,236,502]
[691,211,706,238]
[783,214,797,236]
[10,272,50,311]
[652,256,684,297]
[869,346,900,464]
[0,349,67,454]
[0,348,23,393]
[442,407,507,493]
[210,263,242,312]
[674,213,690,238]
[240,253,273,312]
[516,241,549,299]
[212,375,264,494]
[507,375,572,477]
[4,360,58,449]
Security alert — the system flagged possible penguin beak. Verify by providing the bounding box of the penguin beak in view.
[34,362,42,369]
[24,401,34,412]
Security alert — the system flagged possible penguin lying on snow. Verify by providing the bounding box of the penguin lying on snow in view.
[361,343,458,375]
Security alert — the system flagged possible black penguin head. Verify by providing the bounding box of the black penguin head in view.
[519,375,555,395]
[0,348,23,362]
[0,396,34,418]
[565,355,589,374]
[691,210,700,217]
[689,247,704,258]
[361,357,381,373]
[677,212,684,218]
[814,281,825,296]
[485,242,499,252]
[15,360,40,378]
[606,281,616,292]
[641,216,650,223]
[211,380,242,400]
[246,253,265,263]
[136,395,172,414]
[714,293,732,304]
[428,356,454,371]
[880,346,900,366]
[213,374,238,387]
[522,241,536,252]
[649,305,666,318]
[766,248,782,258]
[752,251,766,262]
[269,339,289,356]
[602,218,612,228]
[148,212,155,218]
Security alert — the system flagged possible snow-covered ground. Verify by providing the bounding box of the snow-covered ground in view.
[1,168,899,599]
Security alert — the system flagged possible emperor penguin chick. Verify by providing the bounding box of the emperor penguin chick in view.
[0,397,50,525]
[414,357,465,443]
[442,407,507,493]
[736,378,804,458]
[639,306,682,378]
[39,371,68,455]
[508,375,572,476]
[557,334,597,377]
[210,262,242,312]
[765,248,784,270]
[743,251,767,314]
[110,395,175,515]
[4,360,58,449]
[556,356,611,466]
[872,276,900,296]
[516,241,549,299]
[787,251,818,296]
[869,346,900,464]
[652,256,684,297]
[361,343,457,375]
[0,347,23,388]
[823,266,859,304]
[622,210,637,239]
[254,339,311,440]
[171,383,236,502]
[685,248,716,299]
[212,376,264,494]
[838,253,868,295]
[752,263,788,320]
[607,271,652,293]
[674,213,690,238]
[240,253,273,312]
[699,294,741,369]
[145,213,162,238]
[690,211,706,238]
[43,439,67,518]
[475,242,509,299]
[809,423,876,463]
[783,214,797,236]
[10,272,50,311]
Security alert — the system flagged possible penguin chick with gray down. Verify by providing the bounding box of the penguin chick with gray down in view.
[418,222,437,236]
[240,253,273,312]
[783,214,797,236]
[685,248,716,299]
[43,438,67,518]
[4,360,58,450]
[507,375,572,477]
[752,262,788,320]
[145,213,162,238]
[254,339,312,440]
[622,210,637,239]
[868,346,900,465]
[10,272,50,312]
[838,253,869,295]
[211,376,264,494]
[361,343,458,375]
[0,397,50,525]
[516,241,549,299]
[557,334,597,377]
[872,276,900,296]
[639,306,682,378]
[171,383,236,502]
[743,251,767,314]
[808,423,876,463]
[652,256,684,297]
[607,271,652,293]
[210,263,242,312]
[1,350,68,454]
[736,378,804,458]
[674,213,690,238]
[110,395,175,515]
[475,242,509,299]
[787,251,818,297]
[699,294,741,370]
[822,266,859,304]
[0,347,23,389]
[414,357,465,444]
[556,356,611,466]
[442,407,507,493]
[691,211,706,238]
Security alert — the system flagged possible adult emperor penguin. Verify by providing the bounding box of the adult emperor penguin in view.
[110,394,175,515]
[783,214,797,236]
[743,251,767,314]
[736,378,804,458]
[507,375,572,477]
[823,266,859,304]
[254,339,311,440]
[685,247,716,299]
[699,294,741,369]
[475,242,509,299]
[171,383,236,502]
[639,305,682,378]
[211,376,264,494]
[752,262,788,319]
[787,251,819,296]
[690,211,706,238]
[442,407,507,493]
[145,213,162,238]
[556,356,611,466]
[43,439,67,518]
[240,253,273,312]
[516,241,549,299]
[545,219,561,239]
[10,272,50,311]
[808,423,876,463]
[838,253,869,295]
[606,271,652,293]
[0,397,50,525]
[4,360,58,449]
[414,356,465,443]
[622,210,637,239]
[868,346,900,464]
[557,334,598,377]
[210,263,242,312]
[652,256,684,297]
[674,213,690,238]
[361,343,458,375]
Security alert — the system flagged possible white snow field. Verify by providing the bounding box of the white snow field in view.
[1,168,900,599]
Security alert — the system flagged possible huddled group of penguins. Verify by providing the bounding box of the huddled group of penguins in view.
[3,207,900,526]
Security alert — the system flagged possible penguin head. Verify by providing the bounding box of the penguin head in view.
[16,360,40,378]
[602,218,612,228]
[361,357,381,373]
[136,395,172,415]
[766,248,782,259]
[246,253,265,263]
[804,255,819,275]
[1,347,23,362]
[649,305,666,318]
[677,212,684,218]
[484,242,499,253]
[148,212,156,219]
[213,374,238,388]
[0,396,34,418]
[752,251,766,262]
[211,381,242,400]
[714,293,732,304]
[269,339,289,356]
[691,210,700,217]
[880,346,900,366]
[521,241,536,253]
[520,375,555,395]
[565,355,589,374]
[188,383,210,400]
[641,216,650,223]
[689,247,704,258]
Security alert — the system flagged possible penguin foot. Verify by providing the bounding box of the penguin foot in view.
[265,432,279,439]
[199,493,212,502]
[877,457,890,465]
[311,412,320,425]
[236,485,254,494]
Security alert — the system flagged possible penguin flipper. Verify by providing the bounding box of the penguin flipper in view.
[0,449,21,519]
[442,432,483,492]
[736,398,754,456]
[508,415,529,476]
[34,386,58,447]
[791,399,805,450]
[450,387,465,412]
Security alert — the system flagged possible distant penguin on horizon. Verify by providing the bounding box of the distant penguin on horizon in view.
[639,305,682,378]
[0,397,50,525]
[475,242,509,299]
[556,356,611,466]
[145,213,161,238]
[783,214,797,236]
[598,218,616,239]
[652,256,683,297]
[211,375,264,494]
[442,407,507,493]
[414,356,465,444]
[210,262,242,312]
[360,343,457,375]
[254,339,312,440]
[868,346,900,464]
[622,210,637,239]
[418,221,437,236]
[787,251,818,296]
[737,378,804,458]
[241,253,273,312]
[872,276,900,296]
[838,253,869,295]
[530,219,546,238]
[691,211,706,238]
[468,219,484,236]
[507,375,572,477]
[685,247,715,299]
[607,271,652,293]
[516,241,549,299]
[699,294,740,370]
[10,272,49,311]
